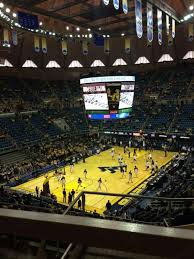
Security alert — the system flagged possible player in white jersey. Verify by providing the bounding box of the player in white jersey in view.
[70,162,74,173]
[148,153,152,160]
[111,148,115,160]
[118,154,122,165]
[61,176,66,188]
[134,166,138,177]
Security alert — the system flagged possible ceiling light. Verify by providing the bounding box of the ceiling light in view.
[70,34,73,38]
[12,12,17,18]
[189,5,194,11]
[99,27,102,31]
[89,34,92,38]
[87,28,91,31]
[76,27,80,31]
[0,3,4,8]
[121,33,125,36]
[39,21,43,26]
[66,26,69,31]
[6,8,10,13]
[107,34,110,37]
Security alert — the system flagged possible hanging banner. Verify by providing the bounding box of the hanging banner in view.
[104,38,110,54]
[135,0,143,38]
[34,35,40,52]
[122,0,128,14]
[113,0,119,10]
[157,9,162,45]
[41,37,47,53]
[172,19,175,38]
[12,31,18,46]
[103,0,109,5]
[3,28,10,47]
[82,40,88,55]
[188,23,193,41]
[125,37,131,53]
[166,15,170,35]
[147,2,153,42]
[168,33,173,46]
[62,40,67,55]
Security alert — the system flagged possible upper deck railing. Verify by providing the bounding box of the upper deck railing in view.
[0,208,194,258]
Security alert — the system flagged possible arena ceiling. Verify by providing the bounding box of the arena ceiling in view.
[3,0,193,36]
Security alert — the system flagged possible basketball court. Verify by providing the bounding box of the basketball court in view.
[12,147,176,213]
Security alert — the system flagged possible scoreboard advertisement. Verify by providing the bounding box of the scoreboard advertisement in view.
[80,76,135,120]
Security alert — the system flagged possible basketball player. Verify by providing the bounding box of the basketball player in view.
[151,159,155,170]
[61,176,66,189]
[57,172,61,182]
[123,160,127,172]
[83,169,88,179]
[111,148,115,160]
[133,154,137,163]
[145,160,149,171]
[70,161,74,173]
[121,167,126,178]
[128,149,131,158]
[77,178,82,190]
[128,171,133,183]
[134,165,138,177]
[155,161,159,171]
[148,152,152,161]
[118,153,122,165]
[98,178,102,190]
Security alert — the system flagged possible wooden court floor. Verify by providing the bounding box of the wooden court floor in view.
[12,147,176,213]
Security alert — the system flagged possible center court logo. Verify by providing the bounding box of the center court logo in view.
[98,166,120,174]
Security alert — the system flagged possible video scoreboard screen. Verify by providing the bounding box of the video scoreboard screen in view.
[80,76,135,120]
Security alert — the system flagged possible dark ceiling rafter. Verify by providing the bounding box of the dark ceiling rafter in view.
[28,0,49,6]
[50,0,90,12]
[4,0,96,29]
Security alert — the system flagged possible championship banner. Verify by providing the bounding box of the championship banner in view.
[147,2,153,43]
[41,37,47,54]
[172,19,175,38]
[12,31,18,46]
[125,37,131,53]
[103,0,109,5]
[82,40,88,55]
[113,0,119,10]
[157,9,162,45]
[34,35,40,52]
[61,40,67,55]
[135,0,143,38]
[122,0,128,14]
[3,28,10,47]
[166,15,169,35]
